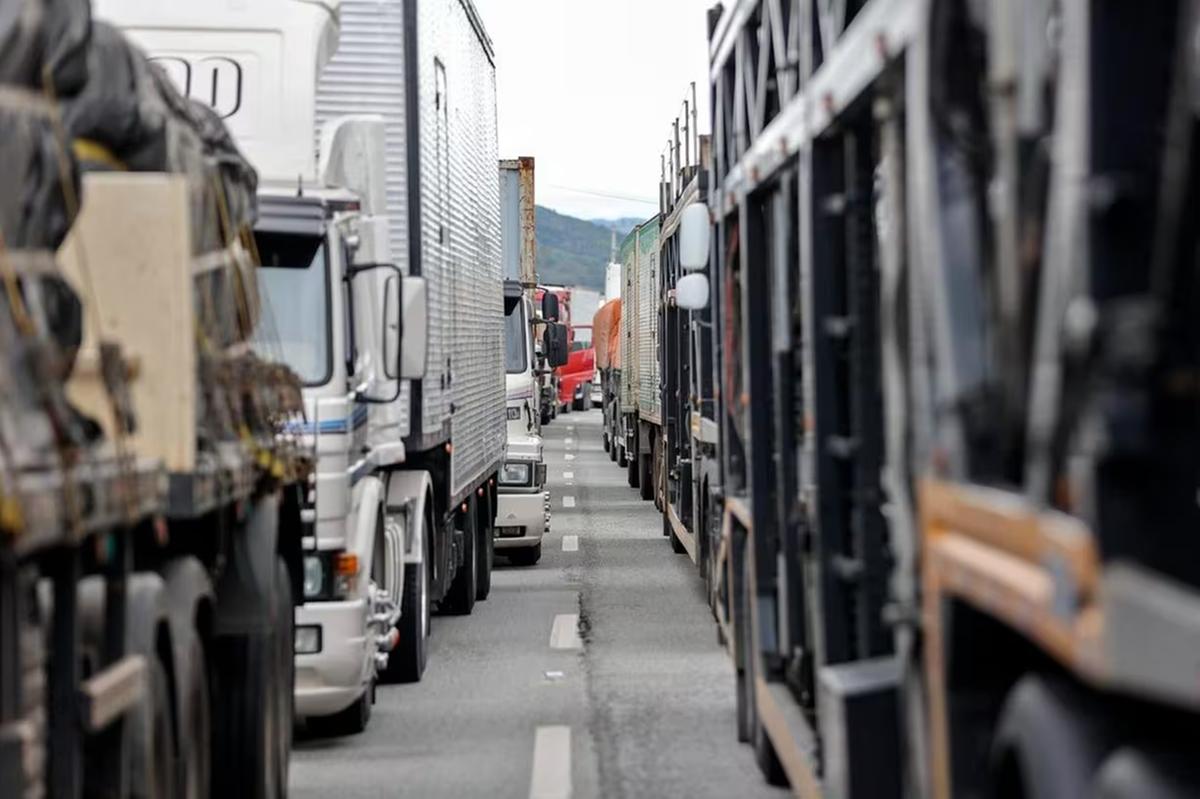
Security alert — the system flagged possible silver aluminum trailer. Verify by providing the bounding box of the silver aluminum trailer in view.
[317,0,506,613]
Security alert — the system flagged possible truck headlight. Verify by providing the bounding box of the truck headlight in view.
[499,461,533,486]
[303,555,326,599]
[302,551,358,600]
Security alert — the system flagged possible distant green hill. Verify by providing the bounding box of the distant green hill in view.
[590,217,643,238]
[535,206,614,291]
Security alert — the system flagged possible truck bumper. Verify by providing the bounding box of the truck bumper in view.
[494,490,548,549]
[294,598,371,718]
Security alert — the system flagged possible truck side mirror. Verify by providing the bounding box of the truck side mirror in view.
[676,273,710,311]
[543,322,569,368]
[401,276,428,379]
[679,202,711,271]
[542,292,560,322]
[348,262,404,403]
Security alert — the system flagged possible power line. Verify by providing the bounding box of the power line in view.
[546,183,659,206]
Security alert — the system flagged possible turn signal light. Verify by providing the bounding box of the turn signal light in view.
[335,553,359,576]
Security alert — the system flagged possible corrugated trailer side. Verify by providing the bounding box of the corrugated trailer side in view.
[415,0,505,496]
[635,219,661,425]
[316,0,413,437]
[619,228,640,414]
[317,0,505,500]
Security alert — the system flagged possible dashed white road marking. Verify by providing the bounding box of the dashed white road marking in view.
[529,725,572,799]
[564,438,574,446]
[563,471,574,480]
[562,535,578,552]
[564,453,575,461]
[549,613,582,650]
[563,496,576,508]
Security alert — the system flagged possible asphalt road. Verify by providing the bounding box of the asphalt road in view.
[289,408,788,799]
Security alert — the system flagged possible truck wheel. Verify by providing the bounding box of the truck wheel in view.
[307,687,372,737]
[476,489,495,601]
[990,675,1115,799]
[541,407,552,426]
[385,525,430,683]
[443,501,478,615]
[736,553,787,786]
[130,652,178,799]
[639,453,653,501]
[617,442,627,467]
[667,514,687,554]
[603,431,610,453]
[509,542,542,567]
[735,548,753,743]
[627,447,639,488]
[1093,747,1198,799]
[273,558,295,794]
[212,626,280,798]
[120,575,178,799]
[178,632,211,799]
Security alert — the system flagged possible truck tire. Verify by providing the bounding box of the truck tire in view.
[735,549,753,744]
[213,630,278,799]
[121,574,177,799]
[736,553,787,786]
[130,653,178,799]
[389,560,429,683]
[639,452,653,501]
[541,406,552,427]
[476,488,495,601]
[667,513,687,554]
[1094,747,1198,799]
[177,631,211,799]
[161,557,215,799]
[603,431,610,453]
[212,558,290,799]
[273,558,295,795]
[443,501,478,615]
[626,440,639,488]
[990,675,1115,799]
[509,542,542,567]
[307,687,372,737]
[618,442,627,468]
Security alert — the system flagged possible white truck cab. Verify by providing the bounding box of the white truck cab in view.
[97,0,430,734]
[495,281,549,564]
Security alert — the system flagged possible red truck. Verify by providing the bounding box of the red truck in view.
[558,324,596,413]
[535,285,597,415]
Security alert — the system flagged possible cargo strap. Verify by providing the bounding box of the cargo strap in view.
[73,139,127,171]
[0,85,54,117]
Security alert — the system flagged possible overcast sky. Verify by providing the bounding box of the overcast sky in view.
[472,0,720,222]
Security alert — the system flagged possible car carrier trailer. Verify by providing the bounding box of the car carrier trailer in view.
[658,0,1200,797]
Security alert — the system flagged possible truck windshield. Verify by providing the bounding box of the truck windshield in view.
[504,303,528,374]
[571,326,593,352]
[252,232,332,386]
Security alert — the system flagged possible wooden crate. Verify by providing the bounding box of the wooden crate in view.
[59,173,200,472]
